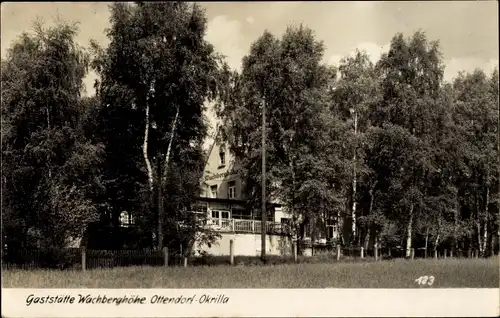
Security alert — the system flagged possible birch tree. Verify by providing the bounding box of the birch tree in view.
[374,31,445,256]
[1,21,103,254]
[92,2,225,249]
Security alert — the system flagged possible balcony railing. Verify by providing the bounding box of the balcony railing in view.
[205,218,291,235]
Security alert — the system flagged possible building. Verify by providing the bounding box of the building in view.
[192,130,293,256]
[192,129,339,257]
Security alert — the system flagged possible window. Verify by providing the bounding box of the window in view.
[327,225,338,239]
[228,181,236,199]
[211,210,230,219]
[119,211,135,227]
[210,185,217,198]
[211,210,220,219]
[219,145,226,167]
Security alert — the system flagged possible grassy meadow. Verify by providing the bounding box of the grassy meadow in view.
[3,256,499,288]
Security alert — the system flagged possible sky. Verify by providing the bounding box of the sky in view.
[1,1,498,145]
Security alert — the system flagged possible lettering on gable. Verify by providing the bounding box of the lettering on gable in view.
[204,170,236,181]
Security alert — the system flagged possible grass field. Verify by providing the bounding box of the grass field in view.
[3,257,498,288]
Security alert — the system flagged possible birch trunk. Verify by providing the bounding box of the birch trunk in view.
[289,159,297,241]
[143,104,154,192]
[157,157,163,250]
[405,204,414,257]
[47,106,51,179]
[351,111,358,244]
[482,187,489,255]
[162,106,180,183]
[142,104,156,246]
[364,181,377,250]
[157,106,180,250]
[434,233,440,254]
[435,217,441,253]
[476,196,483,254]
[454,189,459,251]
[424,228,429,258]
[364,231,370,251]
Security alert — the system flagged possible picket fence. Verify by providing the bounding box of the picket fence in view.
[1,243,490,271]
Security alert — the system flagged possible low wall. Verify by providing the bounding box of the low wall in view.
[196,233,293,256]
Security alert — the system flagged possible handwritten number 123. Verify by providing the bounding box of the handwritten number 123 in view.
[415,276,435,286]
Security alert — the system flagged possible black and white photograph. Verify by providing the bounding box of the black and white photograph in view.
[1,1,499,317]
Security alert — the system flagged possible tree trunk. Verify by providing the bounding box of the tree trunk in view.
[435,216,442,254]
[358,227,362,246]
[351,110,358,245]
[364,230,370,251]
[424,228,429,258]
[157,157,163,250]
[46,106,52,179]
[483,187,489,256]
[434,233,440,254]
[289,158,297,241]
[142,104,155,246]
[454,189,460,251]
[405,204,414,258]
[476,196,483,254]
[143,105,154,191]
[364,181,377,250]
[162,106,180,184]
[155,106,180,250]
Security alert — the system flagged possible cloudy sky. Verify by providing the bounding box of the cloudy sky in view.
[2,1,498,144]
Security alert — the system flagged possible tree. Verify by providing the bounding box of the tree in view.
[331,50,381,246]
[371,31,447,256]
[451,68,499,256]
[1,20,104,253]
[91,2,225,250]
[216,25,340,247]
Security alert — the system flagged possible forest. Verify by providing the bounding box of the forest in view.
[2,2,498,259]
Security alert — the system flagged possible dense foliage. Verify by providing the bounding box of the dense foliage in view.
[2,22,104,253]
[1,4,498,260]
[217,28,499,256]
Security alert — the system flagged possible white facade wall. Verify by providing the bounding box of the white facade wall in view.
[195,232,293,256]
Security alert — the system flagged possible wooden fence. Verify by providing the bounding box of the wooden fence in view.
[1,243,493,271]
[2,248,186,270]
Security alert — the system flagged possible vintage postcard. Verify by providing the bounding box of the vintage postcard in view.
[1,1,499,317]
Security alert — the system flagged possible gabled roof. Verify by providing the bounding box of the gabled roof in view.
[203,125,220,170]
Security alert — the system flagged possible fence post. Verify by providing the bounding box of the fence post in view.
[467,249,472,258]
[388,248,392,258]
[410,248,415,260]
[474,250,479,259]
[434,249,438,259]
[163,247,168,267]
[230,239,234,265]
[293,242,297,263]
[360,247,364,259]
[183,257,188,267]
[336,244,341,261]
[374,243,379,261]
[450,249,453,258]
[81,247,86,272]
[444,249,447,259]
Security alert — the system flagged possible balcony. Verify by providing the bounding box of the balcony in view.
[204,218,292,235]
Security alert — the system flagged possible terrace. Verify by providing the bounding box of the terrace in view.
[192,198,292,236]
[205,217,291,235]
